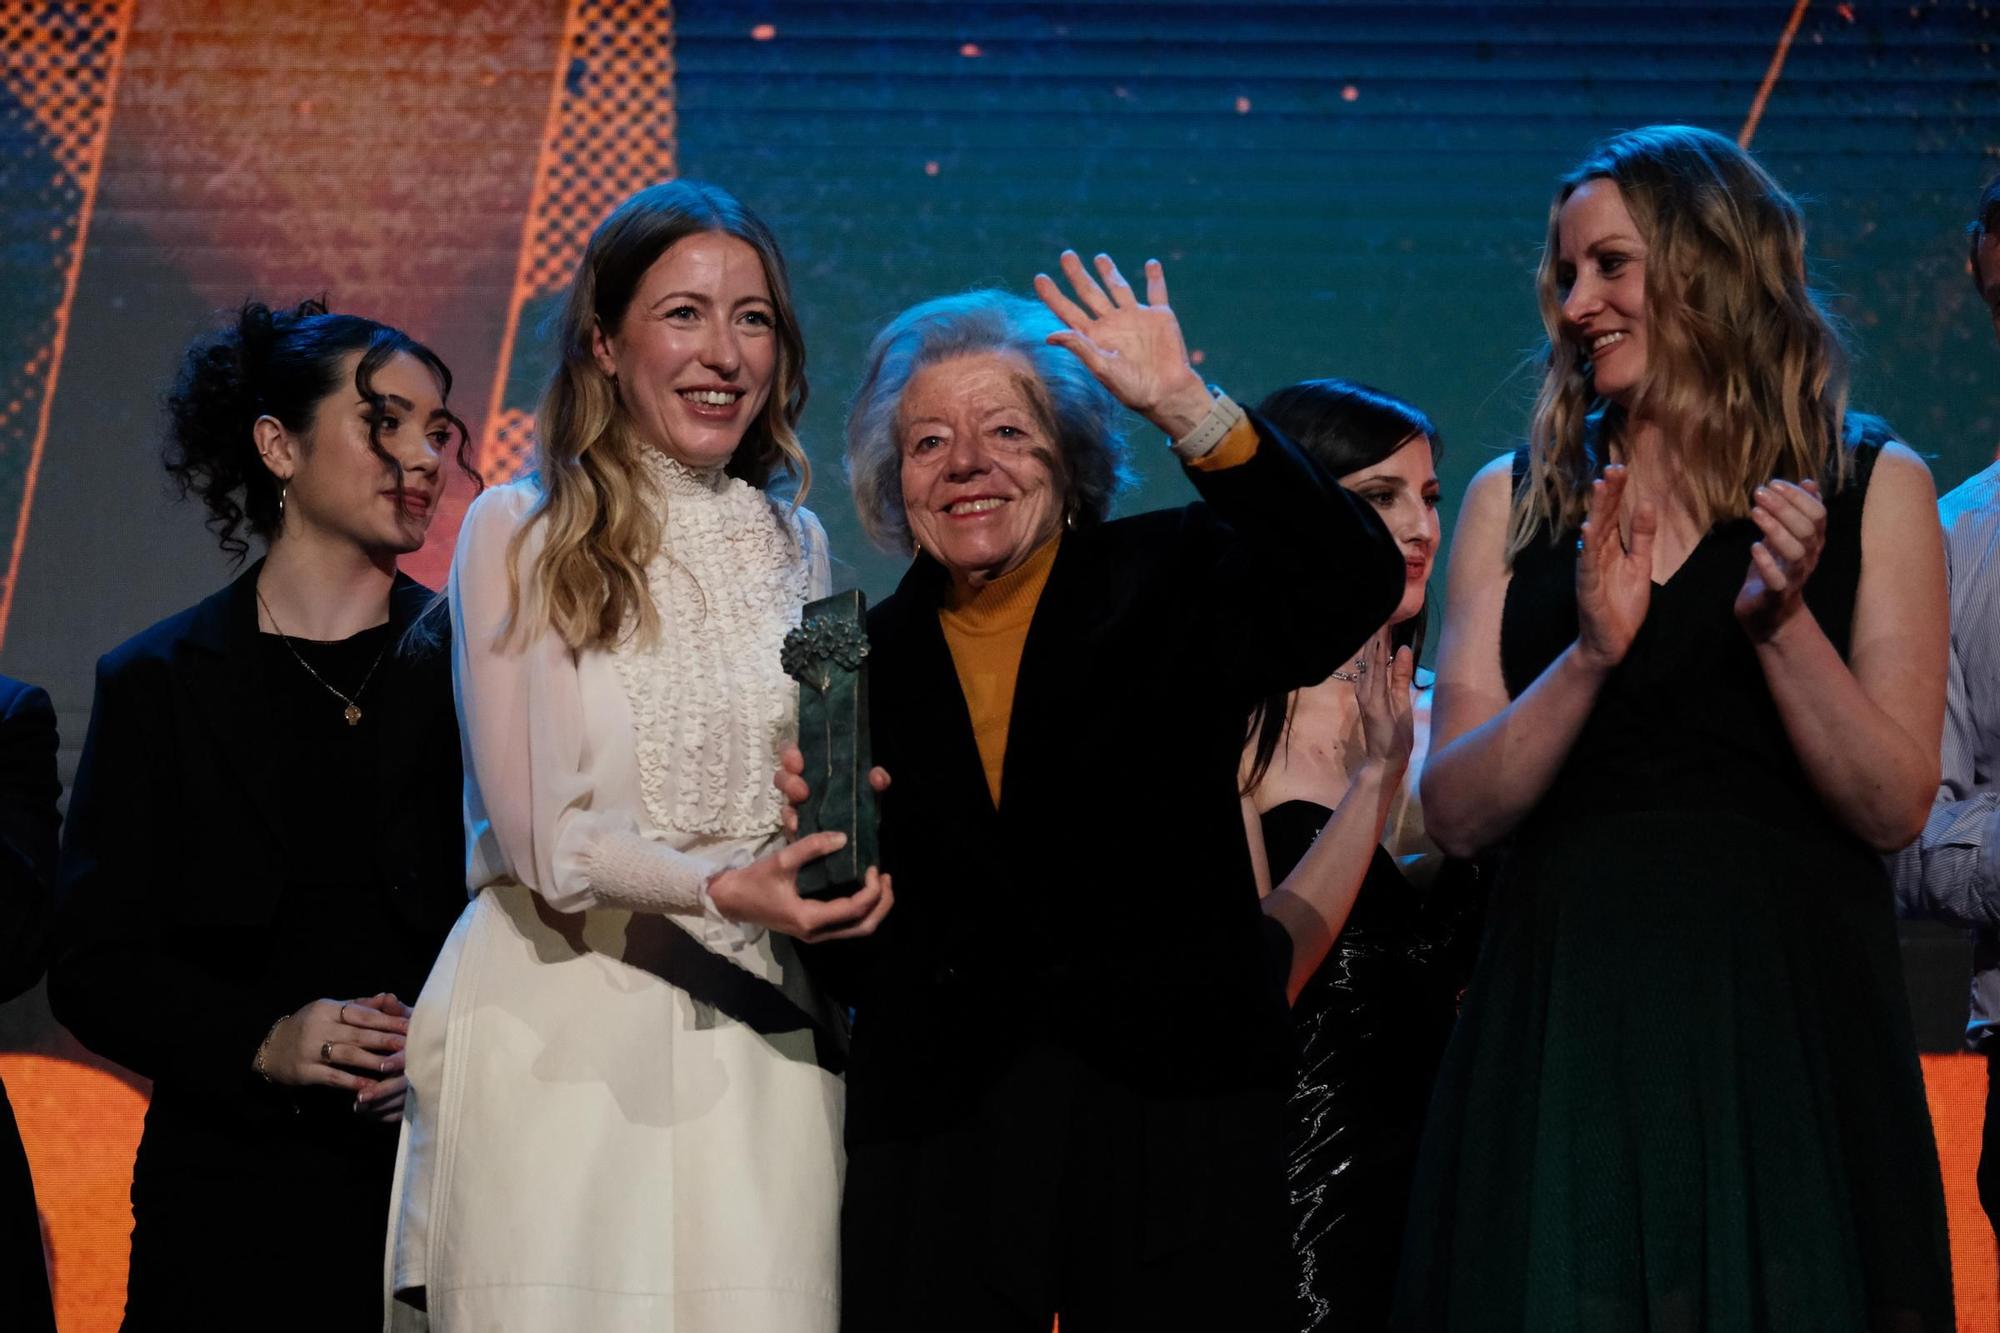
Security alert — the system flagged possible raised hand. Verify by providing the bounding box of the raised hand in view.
[1574,463,1657,671]
[1354,630,1417,775]
[1734,477,1826,643]
[1032,251,1215,439]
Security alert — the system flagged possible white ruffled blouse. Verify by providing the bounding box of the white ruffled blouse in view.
[452,450,829,963]
[391,451,842,1332]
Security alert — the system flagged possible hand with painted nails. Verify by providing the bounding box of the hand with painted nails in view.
[1734,476,1827,643]
[1031,251,1216,439]
[1573,463,1658,671]
[1354,629,1418,778]
[253,992,409,1096]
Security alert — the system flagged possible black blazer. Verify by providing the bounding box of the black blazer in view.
[0,677,59,1004]
[838,416,1404,1143]
[49,563,465,1167]
[0,675,58,1333]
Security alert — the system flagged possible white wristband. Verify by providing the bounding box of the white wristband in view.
[1169,389,1247,463]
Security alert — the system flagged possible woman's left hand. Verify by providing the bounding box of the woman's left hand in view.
[347,992,410,1123]
[1354,630,1417,776]
[773,744,891,840]
[353,1064,407,1122]
[1032,251,1216,439]
[1735,477,1827,643]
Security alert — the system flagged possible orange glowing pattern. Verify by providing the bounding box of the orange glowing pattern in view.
[0,0,134,652]
[1,1053,147,1330]
[1740,0,1812,149]
[1923,1052,2000,1322]
[477,0,679,483]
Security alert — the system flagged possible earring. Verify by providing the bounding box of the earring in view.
[1064,508,1078,531]
[278,483,287,522]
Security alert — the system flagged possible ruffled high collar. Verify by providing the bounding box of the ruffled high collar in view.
[638,446,730,498]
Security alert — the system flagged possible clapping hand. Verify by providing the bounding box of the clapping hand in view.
[1032,251,1216,440]
[1575,464,1658,671]
[1734,477,1826,643]
[1354,630,1417,776]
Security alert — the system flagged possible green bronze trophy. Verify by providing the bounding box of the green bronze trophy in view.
[780,590,879,899]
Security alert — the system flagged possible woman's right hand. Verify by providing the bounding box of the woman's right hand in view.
[706,833,894,943]
[1574,463,1658,670]
[1032,251,1216,439]
[254,993,408,1092]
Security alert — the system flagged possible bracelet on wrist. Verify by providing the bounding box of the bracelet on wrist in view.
[1169,388,1245,462]
[252,1013,288,1083]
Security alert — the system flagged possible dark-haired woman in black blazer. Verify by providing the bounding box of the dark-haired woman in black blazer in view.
[51,300,472,1328]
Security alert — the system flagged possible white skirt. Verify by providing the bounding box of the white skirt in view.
[385,880,845,1332]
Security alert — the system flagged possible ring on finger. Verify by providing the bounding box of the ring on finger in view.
[339,1003,351,1025]
[321,1040,334,1063]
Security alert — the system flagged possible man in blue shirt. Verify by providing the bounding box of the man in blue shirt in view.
[1892,171,2000,1237]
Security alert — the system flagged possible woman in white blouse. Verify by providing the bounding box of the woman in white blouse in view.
[385,180,891,1333]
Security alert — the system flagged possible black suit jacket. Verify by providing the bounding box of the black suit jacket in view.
[836,417,1404,1144]
[49,563,465,1167]
[0,676,58,1333]
[0,677,59,1004]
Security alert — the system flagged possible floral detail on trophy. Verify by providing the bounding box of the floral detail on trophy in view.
[781,610,871,692]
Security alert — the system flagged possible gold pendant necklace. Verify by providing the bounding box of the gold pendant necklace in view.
[255,587,388,726]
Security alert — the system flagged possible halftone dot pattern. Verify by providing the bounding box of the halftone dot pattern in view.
[0,2,123,185]
[478,0,677,483]
[0,0,132,647]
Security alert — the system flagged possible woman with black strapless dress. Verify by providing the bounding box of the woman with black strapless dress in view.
[1239,380,1480,1330]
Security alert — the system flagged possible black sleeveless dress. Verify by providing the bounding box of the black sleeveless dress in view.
[1263,804,1471,1331]
[1392,441,1955,1331]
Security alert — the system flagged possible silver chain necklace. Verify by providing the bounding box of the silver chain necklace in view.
[255,587,388,726]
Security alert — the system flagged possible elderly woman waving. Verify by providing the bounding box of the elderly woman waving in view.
[798,253,1403,1330]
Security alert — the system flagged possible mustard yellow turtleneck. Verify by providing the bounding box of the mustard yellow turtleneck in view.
[938,532,1062,807]
[934,416,1259,807]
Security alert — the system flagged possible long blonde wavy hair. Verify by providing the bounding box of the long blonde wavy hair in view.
[507,180,810,650]
[1511,125,1853,556]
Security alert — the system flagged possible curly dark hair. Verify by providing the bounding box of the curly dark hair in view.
[164,298,474,560]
